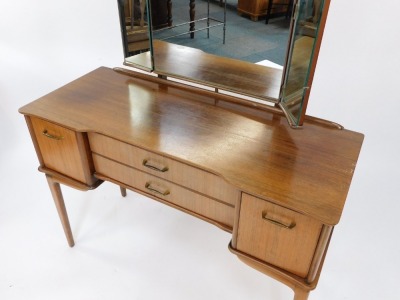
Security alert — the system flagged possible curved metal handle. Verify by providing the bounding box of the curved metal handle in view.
[145,182,170,196]
[143,159,169,172]
[42,130,64,140]
[262,212,296,229]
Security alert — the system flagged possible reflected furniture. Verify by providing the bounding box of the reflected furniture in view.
[238,0,292,21]
[149,0,171,29]
[124,0,149,53]
[266,0,293,24]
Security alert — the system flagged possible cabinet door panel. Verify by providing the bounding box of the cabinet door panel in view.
[237,193,322,277]
[30,117,88,183]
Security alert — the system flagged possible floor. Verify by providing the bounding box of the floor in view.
[153,0,291,64]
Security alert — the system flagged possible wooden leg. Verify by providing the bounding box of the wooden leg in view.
[293,286,310,300]
[167,0,172,27]
[46,175,75,247]
[120,186,127,197]
[189,0,195,38]
[265,0,273,24]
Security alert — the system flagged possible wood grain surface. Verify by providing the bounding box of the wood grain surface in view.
[19,67,364,225]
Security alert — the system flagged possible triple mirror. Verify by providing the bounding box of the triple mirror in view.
[117,0,328,127]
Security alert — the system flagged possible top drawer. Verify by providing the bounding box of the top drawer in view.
[29,117,94,185]
[88,133,238,206]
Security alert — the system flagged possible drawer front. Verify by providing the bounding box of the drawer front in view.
[93,154,235,228]
[30,117,89,183]
[88,133,238,206]
[237,194,323,278]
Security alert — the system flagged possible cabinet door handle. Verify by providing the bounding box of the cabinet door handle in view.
[143,159,169,172]
[262,212,296,229]
[42,130,64,140]
[145,182,170,196]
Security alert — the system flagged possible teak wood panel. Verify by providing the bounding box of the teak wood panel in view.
[237,0,289,20]
[29,117,91,184]
[18,67,364,225]
[237,193,322,278]
[238,0,268,20]
[93,154,235,228]
[88,133,238,207]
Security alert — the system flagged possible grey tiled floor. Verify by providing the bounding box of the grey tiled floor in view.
[153,0,291,65]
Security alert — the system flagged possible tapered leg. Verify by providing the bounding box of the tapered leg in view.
[46,175,75,247]
[293,286,310,300]
[120,186,127,197]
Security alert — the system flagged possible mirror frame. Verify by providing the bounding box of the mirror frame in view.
[280,0,331,127]
[117,0,331,128]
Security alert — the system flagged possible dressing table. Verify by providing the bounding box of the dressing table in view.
[19,0,363,299]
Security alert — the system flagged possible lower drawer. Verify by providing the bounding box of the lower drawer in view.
[93,154,235,228]
[88,133,238,207]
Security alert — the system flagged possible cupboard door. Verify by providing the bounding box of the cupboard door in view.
[237,193,322,278]
[30,117,93,184]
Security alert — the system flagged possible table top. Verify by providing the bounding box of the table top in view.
[19,67,364,225]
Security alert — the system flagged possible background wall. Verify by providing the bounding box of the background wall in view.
[1,1,399,299]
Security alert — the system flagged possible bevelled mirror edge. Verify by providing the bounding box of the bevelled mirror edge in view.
[299,0,331,125]
[118,0,154,71]
[117,0,129,58]
[280,0,331,127]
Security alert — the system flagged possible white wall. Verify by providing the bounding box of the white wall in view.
[1,1,399,299]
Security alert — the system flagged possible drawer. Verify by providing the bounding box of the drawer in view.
[93,154,235,228]
[236,194,323,278]
[29,117,94,185]
[88,133,238,206]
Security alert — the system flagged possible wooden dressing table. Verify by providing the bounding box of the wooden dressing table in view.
[19,66,363,300]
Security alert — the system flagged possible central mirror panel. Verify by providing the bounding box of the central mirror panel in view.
[119,0,294,101]
[117,0,327,126]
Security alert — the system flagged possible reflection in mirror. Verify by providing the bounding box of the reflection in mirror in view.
[134,0,293,101]
[117,0,153,70]
[280,0,325,126]
[118,0,291,103]
[117,0,328,127]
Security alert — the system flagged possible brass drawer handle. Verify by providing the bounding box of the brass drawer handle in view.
[145,182,170,196]
[262,212,296,229]
[143,159,169,172]
[42,130,64,140]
